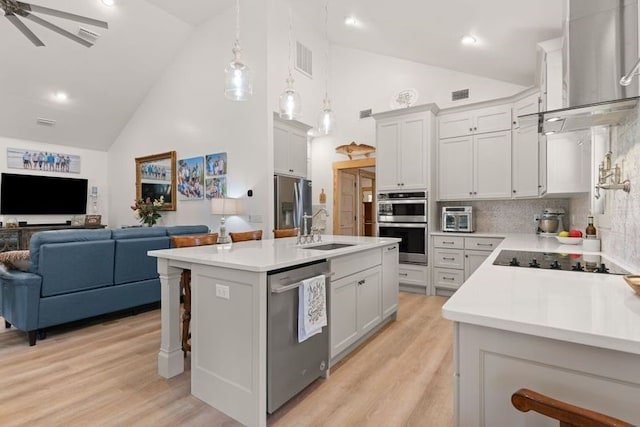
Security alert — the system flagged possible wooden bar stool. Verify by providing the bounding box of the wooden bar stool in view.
[229,230,263,242]
[170,233,218,355]
[511,388,634,427]
[273,228,298,238]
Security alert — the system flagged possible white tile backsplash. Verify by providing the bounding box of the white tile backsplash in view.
[436,199,571,234]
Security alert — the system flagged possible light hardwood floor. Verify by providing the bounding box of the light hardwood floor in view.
[0,293,453,427]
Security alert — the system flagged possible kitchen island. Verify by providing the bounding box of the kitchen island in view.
[148,235,400,427]
[442,234,640,425]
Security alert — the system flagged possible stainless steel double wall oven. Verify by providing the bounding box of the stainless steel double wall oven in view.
[377,191,428,265]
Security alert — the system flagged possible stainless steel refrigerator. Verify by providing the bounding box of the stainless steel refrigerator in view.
[274,175,312,234]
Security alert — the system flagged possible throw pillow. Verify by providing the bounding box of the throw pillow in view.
[0,250,31,271]
[0,263,13,279]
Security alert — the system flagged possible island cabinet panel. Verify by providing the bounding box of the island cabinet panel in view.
[455,322,640,426]
[330,266,381,360]
[381,244,399,318]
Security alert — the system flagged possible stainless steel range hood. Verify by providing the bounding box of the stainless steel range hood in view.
[520,0,640,134]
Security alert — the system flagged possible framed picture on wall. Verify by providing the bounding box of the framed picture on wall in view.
[135,151,176,211]
[206,152,227,176]
[205,176,227,199]
[7,148,81,174]
[177,156,205,200]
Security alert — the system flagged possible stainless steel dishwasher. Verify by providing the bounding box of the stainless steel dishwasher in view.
[267,259,330,414]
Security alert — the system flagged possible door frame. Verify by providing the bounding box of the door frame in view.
[332,158,376,234]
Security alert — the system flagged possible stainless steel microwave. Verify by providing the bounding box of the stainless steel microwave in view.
[377,191,428,223]
[442,206,473,232]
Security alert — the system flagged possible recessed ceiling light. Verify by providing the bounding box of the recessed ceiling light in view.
[344,16,359,27]
[101,0,115,6]
[461,35,477,45]
[546,117,562,122]
[54,91,68,102]
[544,131,556,136]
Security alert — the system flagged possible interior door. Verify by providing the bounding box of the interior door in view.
[338,170,357,235]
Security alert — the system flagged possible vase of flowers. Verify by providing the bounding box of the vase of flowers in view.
[131,196,164,227]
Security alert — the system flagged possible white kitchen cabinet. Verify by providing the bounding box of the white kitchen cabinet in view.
[512,92,540,129]
[511,124,540,198]
[382,244,399,319]
[431,235,502,296]
[539,133,591,196]
[274,117,310,178]
[438,104,511,139]
[398,264,429,294]
[438,131,512,200]
[374,106,437,191]
[330,266,381,359]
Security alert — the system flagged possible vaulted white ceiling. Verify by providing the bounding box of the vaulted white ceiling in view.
[0,0,563,152]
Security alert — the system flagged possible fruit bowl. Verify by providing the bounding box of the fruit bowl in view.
[555,236,583,245]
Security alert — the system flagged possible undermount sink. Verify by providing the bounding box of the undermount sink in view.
[301,243,355,251]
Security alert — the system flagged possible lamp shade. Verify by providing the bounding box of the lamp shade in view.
[210,198,239,216]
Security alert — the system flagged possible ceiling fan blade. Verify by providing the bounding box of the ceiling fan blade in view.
[5,11,44,46]
[23,11,94,47]
[17,2,108,29]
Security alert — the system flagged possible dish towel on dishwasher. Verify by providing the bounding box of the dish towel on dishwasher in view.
[298,274,327,343]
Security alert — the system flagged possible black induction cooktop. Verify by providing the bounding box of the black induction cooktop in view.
[493,250,630,275]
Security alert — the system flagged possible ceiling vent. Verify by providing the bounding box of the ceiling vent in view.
[36,118,56,127]
[452,89,470,101]
[295,41,313,78]
[78,27,101,44]
[360,109,372,119]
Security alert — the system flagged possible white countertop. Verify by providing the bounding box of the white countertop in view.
[148,235,400,272]
[441,233,640,355]
[431,231,507,238]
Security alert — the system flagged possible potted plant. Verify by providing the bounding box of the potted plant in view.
[131,196,164,227]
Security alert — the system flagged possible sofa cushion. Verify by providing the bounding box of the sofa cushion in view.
[166,225,210,236]
[38,240,116,297]
[113,236,170,284]
[111,227,168,239]
[29,229,112,273]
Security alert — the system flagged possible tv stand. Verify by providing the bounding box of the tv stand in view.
[0,224,106,252]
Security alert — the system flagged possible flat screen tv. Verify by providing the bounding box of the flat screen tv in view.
[1,173,88,215]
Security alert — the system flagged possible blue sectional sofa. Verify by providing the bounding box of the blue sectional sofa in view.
[0,224,209,345]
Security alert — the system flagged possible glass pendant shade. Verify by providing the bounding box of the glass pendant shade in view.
[224,42,252,101]
[317,97,335,135]
[278,75,302,120]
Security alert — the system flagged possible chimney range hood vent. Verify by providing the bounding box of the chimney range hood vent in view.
[521,0,640,135]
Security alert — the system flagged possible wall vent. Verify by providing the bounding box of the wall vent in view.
[295,41,313,78]
[360,109,372,119]
[36,118,56,127]
[452,89,470,101]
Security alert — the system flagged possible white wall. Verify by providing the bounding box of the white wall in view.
[311,45,527,233]
[0,136,108,225]
[108,2,270,232]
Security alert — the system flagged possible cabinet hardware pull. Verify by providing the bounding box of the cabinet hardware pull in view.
[513,190,516,193]
[443,241,454,244]
[443,257,455,261]
[465,254,469,258]
[357,279,366,285]
[387,246,397,251]
[399,273,408,277]
[474,127,477,131]
[443,277,455,281]
[469,127,473,132]
[469,192,473,195]
[473,191,477,195]
[477,243,493,247]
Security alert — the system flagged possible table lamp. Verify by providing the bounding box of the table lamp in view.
[211,197,239,243]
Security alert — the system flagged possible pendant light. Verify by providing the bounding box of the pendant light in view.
[317,0,335,135]
[224,0,252,101]
[278,8,302,120]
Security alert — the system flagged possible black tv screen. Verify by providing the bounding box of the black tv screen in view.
[1,173,88,215]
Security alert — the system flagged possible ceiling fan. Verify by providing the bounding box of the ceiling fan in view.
[0,0,108,48]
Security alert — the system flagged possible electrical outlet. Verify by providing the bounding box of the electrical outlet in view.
[215,284,230,300]
[249,214,263,223]
[534,214,541,222]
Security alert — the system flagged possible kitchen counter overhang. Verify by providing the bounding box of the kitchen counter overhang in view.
[441,234,640,355]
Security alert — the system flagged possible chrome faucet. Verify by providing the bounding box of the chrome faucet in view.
[297,208,330,245]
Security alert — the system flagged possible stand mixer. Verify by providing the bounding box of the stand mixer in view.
[537,208,565,236]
